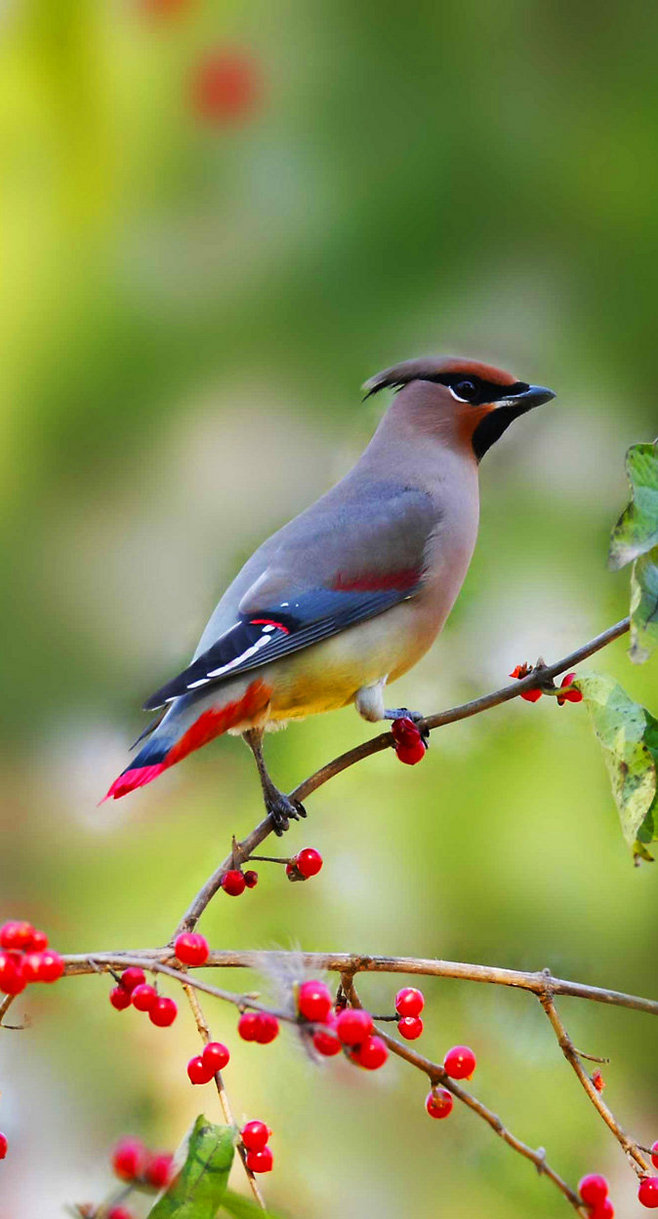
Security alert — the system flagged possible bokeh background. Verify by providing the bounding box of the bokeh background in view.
[1,1,657,1215]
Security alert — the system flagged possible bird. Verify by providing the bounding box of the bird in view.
[104,356,554,831]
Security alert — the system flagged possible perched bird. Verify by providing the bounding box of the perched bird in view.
[104,356,554,829]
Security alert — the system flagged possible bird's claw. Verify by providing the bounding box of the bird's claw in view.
[385,707,430,747]
[266,793,307,836]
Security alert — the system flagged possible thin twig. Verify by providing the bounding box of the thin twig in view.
[173,618,630,935]
[182,984,265,1209]
[540,993,650,1177]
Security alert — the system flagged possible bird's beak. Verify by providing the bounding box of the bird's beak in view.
[496,384,556,414]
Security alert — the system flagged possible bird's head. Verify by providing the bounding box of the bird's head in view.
[363,357,555,459]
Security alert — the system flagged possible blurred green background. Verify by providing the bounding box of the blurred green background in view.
[1,0,657,1215]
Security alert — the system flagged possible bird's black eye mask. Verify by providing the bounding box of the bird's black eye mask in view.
[420,373,531,406]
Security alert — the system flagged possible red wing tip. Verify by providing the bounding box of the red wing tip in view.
[101,763,167,802]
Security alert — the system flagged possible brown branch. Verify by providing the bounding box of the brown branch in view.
[342,977,585,1214]
[540,992,651,1177]
[173,617,630,935]
[182,983,265,1209]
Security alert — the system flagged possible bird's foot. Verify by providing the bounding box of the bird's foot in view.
[384,707,430,747]
[265,791,307,837]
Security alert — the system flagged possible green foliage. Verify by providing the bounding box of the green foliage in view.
[147,1117,236,1219]
[609,440,658,662]
[221,1190,284,1218]
[577,673,658,861]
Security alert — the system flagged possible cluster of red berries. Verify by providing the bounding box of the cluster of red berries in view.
[221,869,258,896]
[0,920,64,995]
[424,1043,478,1120]
[296,980,388,1069]
[510,664,583,706]
[112,1136,175,1193]
[187,1041,230,1085]
[395,986,424,1039]
[109,968,177,1027]
[238,1009,280,1044]
[391,718,427,765]
[286,848,323,882]
[578,1174,614,1217]
[241,1120,273,1174]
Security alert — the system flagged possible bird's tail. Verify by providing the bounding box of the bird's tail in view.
[102,676,272,801]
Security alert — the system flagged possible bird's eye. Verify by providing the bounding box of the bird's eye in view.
[451,379,479,403]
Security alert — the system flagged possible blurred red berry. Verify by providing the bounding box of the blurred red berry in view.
[0,921,34,951]
[425,1088,453,1119]
[557,672,583,705]
[395,987,424,1017]
[0,952,25,995]
[245,1145,273,1173]
[30,928,48,952]
[110,985,132,1011]
[579,1174,609,1206]
[202,1041,230,1073]
[187,1054,214,1085]
[174,933,209,967]
[312,1025,342,1056]
[191,51,262,126]
[395,738,427,765]
[293,848,323,878]
[398,1016,423,1040]
[443,1045,476,1080]
[639,1178,658,1208]
[0,1132,7,1159]
[131,983,158,1012]
[336,1008,373,1046]
[590,1201,614,1218]
[652,1141,658,1169]
[253,1012,279,1044]
[35,950,64,983]
[241,1120,270,1151]
[238,1011,259,1041]
[149,996,177,1027]
[120,968,146,993]
[244,870,259,888]
[112,1137,146,1181]
[221,870,246,897]
[298,979,332,1023]
[352,1035,388,1070]
[107,1208,134,1219]
[145,1152,174,1189]
[591,1069,605,1092]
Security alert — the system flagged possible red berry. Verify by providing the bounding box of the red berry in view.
[21,952,44,983]
[443,1045,476,1080]
[591,1202,614,1219]
[241,1120,270,1151]
[312,1025,342,1056]
[191,51,262,126]
[145,1152,174,1189]
[0,921,34,951]
[390,717,422,745]
[336,1008,373,1046]
[285,861,299,881]
[0,1132,7,1159]
[639,1178,658,1208]
[352,1035,388,1070]
[110,985,132,1011]
[652,1141,658,1170]
[253,1012,279,1044]
[395,987,424,1017]
[592,1069,605,1092]
[245,1145,273,1173]
[112,1137,146,1181]
[174,933,209,967]
[187,1054,214,1085]
[298,979,332,1023]
[579,1175,609,1206]
[202,1041,230,1073]
[221,870,246,897]
[120,967,146,993]
[35,950,64,983]
[0,952,25,995]
[149,996,177,1027]
[294,848,323,878]
[244,870,259,888]
[398,1015,423,1040]
[30,929,48,952]
[395,738,427,765]
[238,1011,259,1041]
[107,1208,135,1219]
[425,1088,453,1119]
[131,983,157,1012]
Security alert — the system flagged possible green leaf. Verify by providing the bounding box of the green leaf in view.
[629,545,658,663]
[147,1116,236,1219]
[609,439,658,570]
[221,1189,285,1218]
[577,673,658,860]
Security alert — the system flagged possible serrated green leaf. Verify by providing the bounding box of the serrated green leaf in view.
[577,673,658,855]
[629,545,658,663]
[609,440,658,570]
[147,1116,236,1219]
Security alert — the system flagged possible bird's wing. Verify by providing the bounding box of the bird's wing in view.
[143,483,437,710]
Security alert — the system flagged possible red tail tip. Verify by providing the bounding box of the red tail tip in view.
[102,763,167,802]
